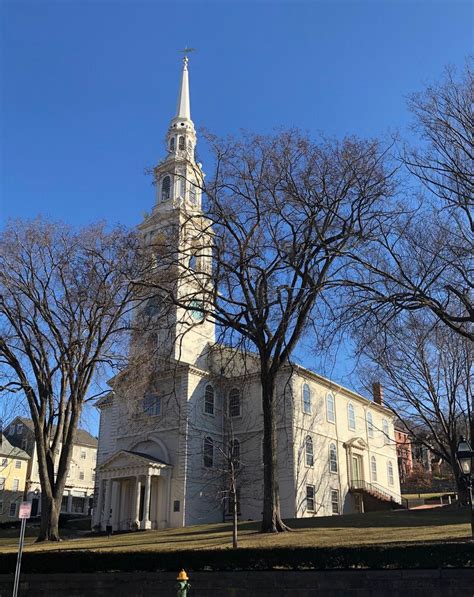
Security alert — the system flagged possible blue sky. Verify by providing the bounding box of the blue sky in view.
[0,1,472,431]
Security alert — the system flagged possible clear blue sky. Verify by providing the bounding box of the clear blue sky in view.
[0,1,472,430]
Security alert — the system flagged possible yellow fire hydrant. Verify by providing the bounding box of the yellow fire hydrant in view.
[176,569,191,596]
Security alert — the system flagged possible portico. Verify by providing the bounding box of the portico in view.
[95,451,172,531]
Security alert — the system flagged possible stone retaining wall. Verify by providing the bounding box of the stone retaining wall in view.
[0,569,473,596]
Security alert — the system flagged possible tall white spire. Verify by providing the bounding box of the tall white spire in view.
[176,56,191,120]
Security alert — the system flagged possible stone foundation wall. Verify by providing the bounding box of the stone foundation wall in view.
[0,569,472,597]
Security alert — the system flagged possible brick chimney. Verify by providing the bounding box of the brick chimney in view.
[372,382,384,406]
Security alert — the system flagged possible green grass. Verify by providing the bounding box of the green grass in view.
[0,507,470,555]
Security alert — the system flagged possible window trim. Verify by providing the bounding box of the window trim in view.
[229,388,242,418]
[161,175,172,201]
[367,411,374,438]
[387,460,394,486]
[326,393,335,424]
[331,489,340,515]
[204,384,215,416]
[347,403,356,431]
[383,419,390,444]
[302,383,312,415]
[203,436,214,468]
[305,435,314,467]
[143,392,161,417]
[329,442,338,474]
[9,502,17,517]
[306,484,315,512]
[371,455,377,482]
[12,478,20,492]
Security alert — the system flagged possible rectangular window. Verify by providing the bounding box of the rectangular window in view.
[143,393,161,416]
[15,460,21,469]
[9,502,17,517]
[306,485,315,512]
[81,450,86,460]
[173,500,180,513]
[326,394,335,423]
[0,477,5,490]
[16,424,23,434]
[79,471,85,480]
[1,457,7,467]
[331,489,340,514]
[12,479,19,491]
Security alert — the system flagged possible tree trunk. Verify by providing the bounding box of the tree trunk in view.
[37,493,62,542]
[232,481,238,549]
[261,370,289,533]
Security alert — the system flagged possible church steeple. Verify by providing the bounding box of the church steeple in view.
[176,56,191,120]
[150,55,204,211]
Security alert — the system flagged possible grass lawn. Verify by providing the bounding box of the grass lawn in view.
[0,507,470,555]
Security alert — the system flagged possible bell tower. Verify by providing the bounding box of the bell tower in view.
[137,55,215,368]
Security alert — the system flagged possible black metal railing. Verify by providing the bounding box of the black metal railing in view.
[349,479,402,504]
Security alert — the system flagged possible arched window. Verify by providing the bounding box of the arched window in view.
[162,175,171,201]
[305,436,314,467]
[329,442,338,473]
[367,412,374,438]
[383,419,389,444]
[169,137,175,151]
[348,403,356,430]
[204,385,214,416]
[203,436,213,468]
[326,393,335,423]
[302,383,311,414]
[178,136,185,150]
[387,460,394,486]
[231,439,240,469]
[188,140,193,152]
[229,388,241,417]
[371,455,377,481]
[180,178,186,198]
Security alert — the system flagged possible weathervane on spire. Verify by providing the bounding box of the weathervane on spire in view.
[179,46,196,68]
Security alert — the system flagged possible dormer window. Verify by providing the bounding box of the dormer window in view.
[169,137,175,151]
[179,136,185,150]
[162,176,171,201]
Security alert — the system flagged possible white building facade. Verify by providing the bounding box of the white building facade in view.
[93,58,401,532]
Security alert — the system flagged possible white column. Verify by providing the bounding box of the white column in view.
[103,479,112,530]
[141,474,152,530]
[130,477,141,529]
[93,480,104,527]
[111,480,120,530]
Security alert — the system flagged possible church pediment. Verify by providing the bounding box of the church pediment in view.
[98,449,169,472]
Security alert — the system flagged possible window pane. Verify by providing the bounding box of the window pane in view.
[348,404,356,430]
[329,443,338,473]
[331,489,339,514]
[162,176,171,201]
[306,485,315,511]
[229,389,241,417]
[371,456,377,481]
[303,384,311,414]
[305,436,314,467]
[327,394,335,422]
[204,437,213,468]
[204,385,214,415]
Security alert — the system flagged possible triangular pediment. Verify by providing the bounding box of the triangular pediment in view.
[98,450,169,471]
[344,437,368,450]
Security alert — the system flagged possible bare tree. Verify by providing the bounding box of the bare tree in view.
[356,311,472,500]
[0,219,144,541]
[348,61,473,341]
[147,130,397,532]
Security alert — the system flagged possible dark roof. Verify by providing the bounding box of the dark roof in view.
[124,450,168,465]
[0,434,30,459]
[11,417,98,448]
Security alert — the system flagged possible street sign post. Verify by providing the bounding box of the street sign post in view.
[12,501,31,597]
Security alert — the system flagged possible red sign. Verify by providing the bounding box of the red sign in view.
[18,502,32,519]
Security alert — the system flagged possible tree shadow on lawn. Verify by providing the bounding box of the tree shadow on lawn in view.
[284,506,469,530]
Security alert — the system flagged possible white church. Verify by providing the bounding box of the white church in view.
[92,58,401,532]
